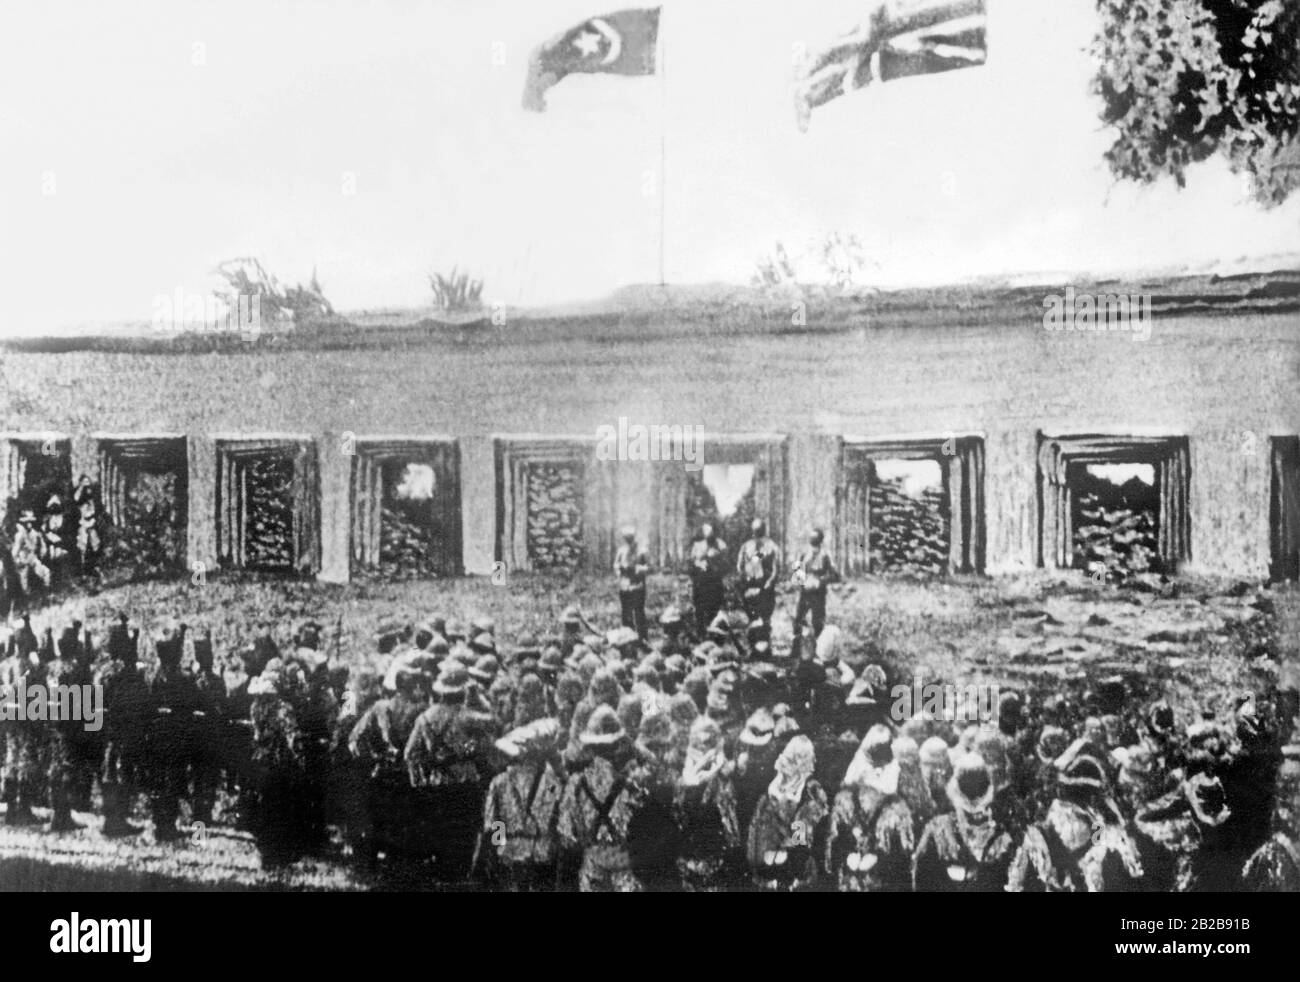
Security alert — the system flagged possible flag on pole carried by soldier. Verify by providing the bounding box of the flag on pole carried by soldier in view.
[794,0,988,131]
[523,7,662,112]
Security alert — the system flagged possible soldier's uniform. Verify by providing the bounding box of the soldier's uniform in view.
[189,637,228,825]
[791,535,839,655]
[1007,768,1147,893]
[10,513,49,596]
[734,709,780,843]
[1241,833,1300,892]
[97,624,149,837]
[827,735,916,892]
[294,651,339,855]
[1240,758,1300,891]
[482,719,566,890]
[657,607,695,661]
[147,630,200,842]
[1,639,41,825]
[613,533,650,640]
[40,499,70,591]
[404,664,497,881]
[673,747,741,891]
[245,660,315,867]
[41,636,85,832]
[61,626,100,812]
[736,525,780,634]
[1136,773,1240,892]
[348,681,429,862]
[747,736,830,891]
[912,753,1018,892]
[73,478,103,576]
[557,705,647,892]
[687,532,728,635]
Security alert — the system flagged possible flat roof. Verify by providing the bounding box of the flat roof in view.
[4,269,1297,355]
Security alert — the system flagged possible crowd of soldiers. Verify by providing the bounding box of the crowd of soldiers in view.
[0,519,1297,892]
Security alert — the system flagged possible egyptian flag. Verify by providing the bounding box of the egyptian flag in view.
[794,0,987,131]
[523,7,661,111]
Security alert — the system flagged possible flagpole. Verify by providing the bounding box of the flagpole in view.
[658,14,667,289]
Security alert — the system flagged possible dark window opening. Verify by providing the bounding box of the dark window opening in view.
[868,458,949,575]
[216,440,319,576]
[1069,461,1160,581]
[97,437,189,582]
[1038,433,1190,579]
[351,442,462,579]
[2,438,72,535]
[840,437,984,577]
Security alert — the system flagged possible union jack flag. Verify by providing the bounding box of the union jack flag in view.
[794,0,988,131]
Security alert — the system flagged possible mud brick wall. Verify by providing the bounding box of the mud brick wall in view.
[3,304,1296,580]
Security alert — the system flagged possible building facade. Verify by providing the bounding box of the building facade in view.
[2,286,1297,583]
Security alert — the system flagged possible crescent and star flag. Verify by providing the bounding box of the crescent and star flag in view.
[523,7,661,112]
[794,0,987,131]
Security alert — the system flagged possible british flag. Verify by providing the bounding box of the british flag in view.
[794,0,988,131]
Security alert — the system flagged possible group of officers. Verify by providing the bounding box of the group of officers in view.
[6,477,105,598]
[2,581,1297,891]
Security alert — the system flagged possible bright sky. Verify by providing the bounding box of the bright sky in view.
[874,458,942,496]
[701,464,755,517]
[1086,463,1155,487]
[1,0,1296,335]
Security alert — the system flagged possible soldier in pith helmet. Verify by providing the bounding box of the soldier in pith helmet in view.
[404,662,497,881]
[791,527,839,657]
[614,527,650,640]
[747,734,830,891]
[482,718,566,891]
[557,705,645,892]
[1,620,43,826]
[1006,754,1145,892]
[40,624,88,833]
[827,726,916,892]
[189,629,228,825]
[912,752,1020,892]
[737,519,780,637]
[96,616,148,837]
[148,624,200,843]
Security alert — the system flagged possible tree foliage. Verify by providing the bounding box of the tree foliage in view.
[214,257,336,327]
[1094,0,1300,206]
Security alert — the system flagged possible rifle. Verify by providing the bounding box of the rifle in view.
[569,607,602,638]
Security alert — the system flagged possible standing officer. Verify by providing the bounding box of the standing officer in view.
[737,519,780,636]
[614,527,650,640]
[687,524,728,635]
[791,527,839,656]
